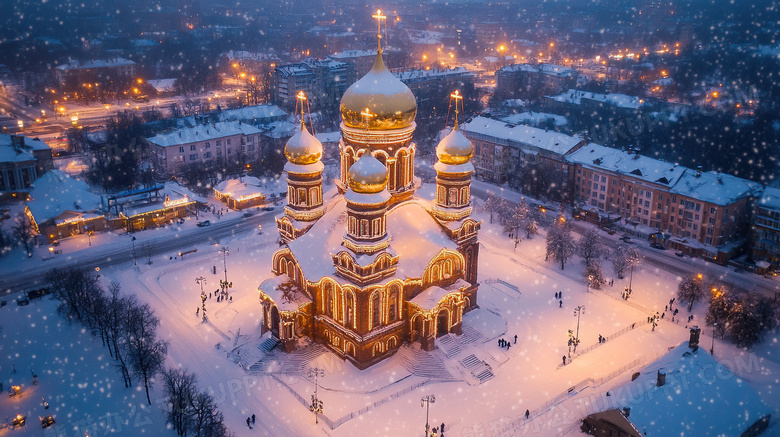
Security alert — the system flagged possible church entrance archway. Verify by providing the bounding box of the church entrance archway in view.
[436,310,448,337]
[270,306,280,338]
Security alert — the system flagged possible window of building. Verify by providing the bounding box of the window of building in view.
[179,146,184,153]
[190,145,196,151]
[189,154,198,161]
[372,294,381,328]
[227,139,231,146]
[710,207,716,214]
[599,194,605,200]
[204,152,211,159]
[205,142,210,149]
[695,203,701,211]
[216,140,221,147]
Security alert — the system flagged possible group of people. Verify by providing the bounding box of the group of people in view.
[597,334,606,344]
[246,414,256,428]
[555,291,563,308]
[621,287,632,300]
[497,335,517,350]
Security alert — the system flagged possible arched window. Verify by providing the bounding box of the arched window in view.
[345,292,354,327]
[287,261,296,281]
[311,187,320,205]
[372,293,381,329]
[361,219,369,236]
[388,287,398,321]
[297,188,307,206]
[323,282,333,317]
[437,186,446,204]
[444,259,453,277]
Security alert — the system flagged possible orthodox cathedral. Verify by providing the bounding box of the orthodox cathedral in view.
[258,13,481,369]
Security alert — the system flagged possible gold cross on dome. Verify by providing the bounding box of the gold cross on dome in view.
[450,90,463,128]
[361,107,374,127]
[296,91,307,127]
[372,9,386,52]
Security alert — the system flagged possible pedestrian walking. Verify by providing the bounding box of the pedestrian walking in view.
[507,342,511,350]
[196,307,200,316]
[559,291,563,299]
[562,355,566,366]
[598,334,602,343]
[252,414,256,424]
[559,300,563,308]
[246,417,251,428]
[498,339,501,347]
[514,334,518,344]
[525,409,530,419]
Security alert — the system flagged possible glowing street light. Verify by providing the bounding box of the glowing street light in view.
[421,394,436,436]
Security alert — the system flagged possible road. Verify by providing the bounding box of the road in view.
[1,210,279,296]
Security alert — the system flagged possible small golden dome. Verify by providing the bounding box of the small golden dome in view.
[436,127,473,165]
[340,53,417,130]
[284,123,323,165]
[348,152,387,193]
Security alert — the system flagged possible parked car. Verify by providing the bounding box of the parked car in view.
[674,251,684,257]
[734,267,745,273]
[262,206,275,211]
[619,236,632,243]
[650,243,667,250]
[242,211,253,218]
[196,220,211,227]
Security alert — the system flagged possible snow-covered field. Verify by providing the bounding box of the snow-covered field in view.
[1,182,778,436]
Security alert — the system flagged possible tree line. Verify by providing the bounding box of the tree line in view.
[45,268,232,436]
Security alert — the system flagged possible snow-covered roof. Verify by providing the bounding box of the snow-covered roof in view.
[55,57,135,70]
[330,49,378,59]
[613,343,771,436]
[146,121,261,148]
[0,134,51,156]
[286,198,456,285]
[258,275,312,312]
[671,170,760,206]
[548,89,646,109]
[410,279,470,310]
[407,30,444,45]
[395,67,472,83]
[223,50,280,62]
[566,143,686,187]
[501,112,568,127]
[499,63,577,78]
[757,187,780,210]
[315,131,341,143]
[461,116,583,155]
[262,121,296,139]
[214,176,286,198]
[27,170,103,223]
[147,79,176,93]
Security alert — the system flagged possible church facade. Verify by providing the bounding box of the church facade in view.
[258,27,481,369]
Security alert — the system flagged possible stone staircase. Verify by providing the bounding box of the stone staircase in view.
[258,336,279,353]
[248,342,327,375]
[459,353,495,384]
[397,345,454,380]
[436,334,462,358]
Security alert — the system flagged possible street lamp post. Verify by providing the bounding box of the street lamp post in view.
[219,246,230,291]
[131,236,137,266]
[308,368,325,424]
[421,394,435,437]
[710,323,717,355]
[573,305,585,353]
[628,263,634,294]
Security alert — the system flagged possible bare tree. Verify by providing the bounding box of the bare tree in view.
[483,193,500,224]
[124,302,167,404]
[189,391,228,437]
[13,214,35,257]
[108,284,133,387]
[585,261,607,290]
[141,242,154,264]
[162,368,197,435]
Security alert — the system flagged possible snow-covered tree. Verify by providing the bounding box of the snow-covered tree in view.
[125,302,168,404]
[577,228,603,267]
[545,218,575,270]
[504,199,530,239]
[727,300,762,348]
[484,193,500,224]
[611,244,628,279]
[677,274,705,311]
[585,261,607,290]
[525,219,538,239]
[705,287,732,337]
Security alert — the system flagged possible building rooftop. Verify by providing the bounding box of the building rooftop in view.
[567,143,686,187]
[548,89,646,109]
[461,116,583,155]
[26,170,102,224]
[147,121,262,148]
[672,169,761,206]
[499,63,577,78]
[55,57,135,71]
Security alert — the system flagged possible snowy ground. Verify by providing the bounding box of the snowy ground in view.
[1,181,779,436]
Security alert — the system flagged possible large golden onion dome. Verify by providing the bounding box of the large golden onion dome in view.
[284,122,323,165]
[340,52,417,130]
[348,152,387,193]
[436,127,473,165]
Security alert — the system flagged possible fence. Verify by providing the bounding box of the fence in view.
[483,277,521,294]
[573,319,649,357]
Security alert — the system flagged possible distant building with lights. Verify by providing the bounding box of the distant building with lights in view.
[271,59,355,111]
[495,63,577,100]
[146,121,263,176]
[214,175,287,210]
[257,21,481,369]
[0,134,54,198]
[54,57,137,90]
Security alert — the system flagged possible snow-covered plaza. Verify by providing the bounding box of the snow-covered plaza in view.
[2,182,778,436]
